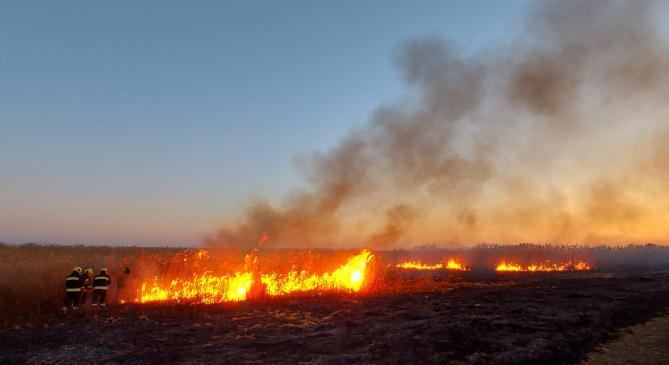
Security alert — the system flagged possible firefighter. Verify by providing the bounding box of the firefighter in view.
[92,267,111,307]
[63,266,83,312]
[116,266,131,303]
[80,268,94,305]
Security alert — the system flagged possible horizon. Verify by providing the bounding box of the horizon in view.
[2,240,668,250]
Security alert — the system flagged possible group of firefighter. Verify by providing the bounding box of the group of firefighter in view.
[63,266,111,311]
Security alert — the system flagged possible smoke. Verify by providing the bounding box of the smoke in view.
[208,0,669,249]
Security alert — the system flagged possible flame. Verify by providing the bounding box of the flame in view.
[396,262,444,270]
[445,259,467,271]
[261,249,373,295]
[573,260,591,271]
[495,261,523,271]
[496,260,592,272]
[396,258,468,271]
[138,245,595,305]
[140,249,374,304]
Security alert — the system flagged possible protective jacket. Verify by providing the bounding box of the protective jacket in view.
[93,273,111,290]
[65,271,82,292]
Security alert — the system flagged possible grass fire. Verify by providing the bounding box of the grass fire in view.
[139,248,374,304]
[495,260,592,272]
[3,243,669,364]
[5,0,669,364]
[396,259,469,271]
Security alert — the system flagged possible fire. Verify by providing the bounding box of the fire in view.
[396,262,444,270]
[140,249,374,304]
[445,259,467,271]
[136,244,594,305]
[396,259,468,271]
[495,261,523,271]
[496,260,592,272]
[573,261,591,271]
[261,250,372,295]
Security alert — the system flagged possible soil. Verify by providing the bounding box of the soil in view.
[581,313,669,365]
[2,271,669,364]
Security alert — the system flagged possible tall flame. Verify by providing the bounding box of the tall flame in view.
[140,249,374,304]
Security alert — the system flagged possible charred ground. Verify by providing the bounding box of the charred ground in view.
[3,270,669,365]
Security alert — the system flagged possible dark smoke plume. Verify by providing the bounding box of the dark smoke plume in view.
[208,0,669,249]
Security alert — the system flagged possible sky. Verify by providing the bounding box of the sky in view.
[0,1,530,245]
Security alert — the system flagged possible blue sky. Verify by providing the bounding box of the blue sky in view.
[0,0,530,245]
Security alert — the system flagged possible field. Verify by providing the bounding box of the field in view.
[2,244,669,364]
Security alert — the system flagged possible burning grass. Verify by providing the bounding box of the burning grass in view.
[396,258,468,271]
[396,261,444,270]
[495,260,592,272]
[139,250,374,304]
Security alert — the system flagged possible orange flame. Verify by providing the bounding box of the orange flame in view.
[396,262,444,270]
[261,249,372,295]
[140,249,374,304]
[396,258,468,271]
[445,259,467,271]
[495,261,523,271]
[496,260,592,272]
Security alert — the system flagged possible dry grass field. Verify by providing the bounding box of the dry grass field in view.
[2,243,669,328]
[1,270,668,364]
[0,244,181,327]
[2,243,669,364]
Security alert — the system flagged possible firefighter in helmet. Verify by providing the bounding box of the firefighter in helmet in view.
[92,267,111,307]
[63,266,83,311]
[80,268,94,305]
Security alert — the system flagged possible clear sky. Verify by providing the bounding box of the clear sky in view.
[0,0,530,245]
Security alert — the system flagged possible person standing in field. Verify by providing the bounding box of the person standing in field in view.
[63,266,83,312]
[92,268,111,307]
[80,268,94,305]
[116,266,131,303]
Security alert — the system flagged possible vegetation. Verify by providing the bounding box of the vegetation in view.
[0,243,180,327]
[1,243,669,328]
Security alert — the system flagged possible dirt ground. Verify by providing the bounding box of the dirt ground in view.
[2,271,669,364]
[581,313,669,365]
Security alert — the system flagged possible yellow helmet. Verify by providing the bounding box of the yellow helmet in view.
[85,268,94,274]
[100,267,108,273]
[74,267,83,273]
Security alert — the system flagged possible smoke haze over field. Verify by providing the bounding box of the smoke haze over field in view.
[208,0,669,249]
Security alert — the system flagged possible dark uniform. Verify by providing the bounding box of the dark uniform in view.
[80,270,93,305]
[92,270,111,306]
[64,270,83,309]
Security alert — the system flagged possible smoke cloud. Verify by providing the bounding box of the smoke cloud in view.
[208,0,669,249]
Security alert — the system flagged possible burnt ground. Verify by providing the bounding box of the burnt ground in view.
[2,271,669,365]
